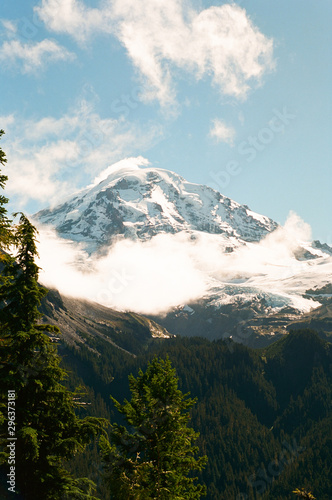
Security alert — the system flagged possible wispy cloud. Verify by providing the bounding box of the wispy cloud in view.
[35,0,110,43]
[0,17,75,73]
[36,0,275,106]
[1,101,162,207]
[90,157,150,187]
[0,38,75,73]
[209,119,235,145]
[1,19,17,35]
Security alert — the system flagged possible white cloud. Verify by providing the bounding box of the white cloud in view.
[0,38,75,73]
[0,102,162,207]
[1,19,17,35]
[91,156,150,187]
[35,0,110,43]
[36,229,208,315]
[209,119,235,145]
[35,212,331,316]
[36,0,275,106]
[0,12,75,73]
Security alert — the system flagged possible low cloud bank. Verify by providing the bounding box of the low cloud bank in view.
[36,212,330,315]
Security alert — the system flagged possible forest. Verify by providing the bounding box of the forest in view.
[0,130,331,499]
[60,328,332,499]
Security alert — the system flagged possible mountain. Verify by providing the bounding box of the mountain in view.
[35,161,277,251]
[34,161,332,344]
[40,288,172,358]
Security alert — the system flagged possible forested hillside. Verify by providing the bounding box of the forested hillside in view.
[59,328,332,499]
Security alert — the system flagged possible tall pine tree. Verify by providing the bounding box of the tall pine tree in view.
[0,135,106,499]
[100,356,207,499]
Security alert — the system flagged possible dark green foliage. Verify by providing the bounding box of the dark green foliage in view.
[264,329,330,404]
[0,130,6,168]
[146,339,280,499]
[0,130,12,249]
[62,330,331,499]
[0,212,106,499]
[101,357,207,499]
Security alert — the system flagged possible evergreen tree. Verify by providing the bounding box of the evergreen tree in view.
[0,129,12,248]
[0,128,12,460]
[100,356,207,499]
[0,212,106,499]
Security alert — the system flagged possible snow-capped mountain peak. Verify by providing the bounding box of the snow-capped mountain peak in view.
[35,161,277,251]
[34,161,332,343]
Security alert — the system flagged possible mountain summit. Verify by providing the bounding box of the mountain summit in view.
[35,160,277,252]
[34,160,332,344]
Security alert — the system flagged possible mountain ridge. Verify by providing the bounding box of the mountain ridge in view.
[35,161,278,252]
[33,162,332,341]
[40,288,173,357]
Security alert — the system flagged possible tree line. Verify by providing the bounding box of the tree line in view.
[0,130,207,499]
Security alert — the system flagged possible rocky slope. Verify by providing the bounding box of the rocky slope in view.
[40,289,172,357]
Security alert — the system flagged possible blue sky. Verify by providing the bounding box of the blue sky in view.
[0,0,331,242]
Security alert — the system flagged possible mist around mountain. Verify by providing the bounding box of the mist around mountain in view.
[34,161,332,343]
[28,161,332,499]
